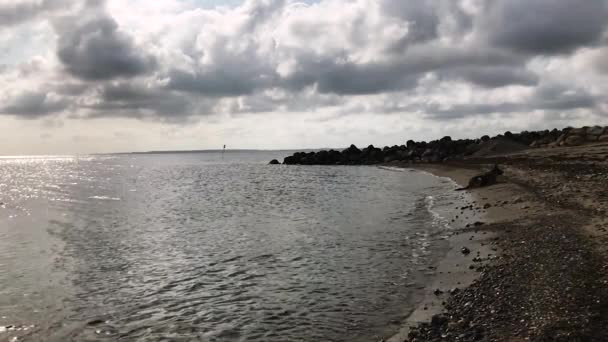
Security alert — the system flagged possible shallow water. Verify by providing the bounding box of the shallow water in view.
[0,152,460,341]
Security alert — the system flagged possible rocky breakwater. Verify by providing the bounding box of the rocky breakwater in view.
[281,137,488,165]
[280,140,463,166]
[529,125,608,148]
[275,126,608,166]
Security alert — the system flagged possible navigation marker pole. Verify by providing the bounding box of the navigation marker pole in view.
[222,145,226,161]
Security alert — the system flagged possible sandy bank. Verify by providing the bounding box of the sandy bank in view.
[385,164,540,342]
[384,153,608,341]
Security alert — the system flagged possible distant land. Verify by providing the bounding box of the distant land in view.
[117,149,331,155]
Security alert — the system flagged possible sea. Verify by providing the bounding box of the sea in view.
[0,151,463,342]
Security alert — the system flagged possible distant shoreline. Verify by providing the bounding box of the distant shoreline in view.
[112,148,330,155]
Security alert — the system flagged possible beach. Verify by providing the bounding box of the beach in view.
[386,142,608,341]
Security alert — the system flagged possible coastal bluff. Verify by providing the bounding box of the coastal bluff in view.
[275,125,608,165]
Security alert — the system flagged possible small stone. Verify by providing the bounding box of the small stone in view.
[87,319,105,326]
[431,314,448,326]
[461,247,471,255]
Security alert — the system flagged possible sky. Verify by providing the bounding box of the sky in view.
[1,0,608,155]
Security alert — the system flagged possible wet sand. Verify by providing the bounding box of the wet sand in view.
[384,147,608,341]
[386,165,539,342]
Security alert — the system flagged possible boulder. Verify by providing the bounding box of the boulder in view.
[570,127,587,136]
[269,159,280,165]
[564,135,585,146]
[431,314,448,327]
[587,125,605,136]
[343,144,361,155]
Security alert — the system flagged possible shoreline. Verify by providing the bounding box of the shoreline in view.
[384,153,608,341]
[385,164,534,342]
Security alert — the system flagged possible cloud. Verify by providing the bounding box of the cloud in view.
[0,90,68,117]
[424,83,599,120]
[0,0,72,27]
[484,0,608,55]
[54,1,156,80]
[440,66,539,88]
[0,0,605,130]
[88,82,194,119]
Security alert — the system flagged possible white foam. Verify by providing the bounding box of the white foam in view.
[88,196,121,201]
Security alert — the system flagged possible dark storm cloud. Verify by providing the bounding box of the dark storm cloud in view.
[280,57,420,95]
[484,0,608,55]
[90,83,193,118]
[425,84,598,120]
[0,91,68,117]
[166,68,267,97]
[441,66,539,88]
[532,84,598,111]
[54,2,156,80]
[279,45,527,95]
[315,63,419,95]
[0,0,71,27]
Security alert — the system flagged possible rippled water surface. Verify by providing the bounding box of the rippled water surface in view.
[0,152,460,341]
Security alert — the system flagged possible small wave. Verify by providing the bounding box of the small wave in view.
[88,196,121,201]
[424,195,451,230]
[376,166,408,172]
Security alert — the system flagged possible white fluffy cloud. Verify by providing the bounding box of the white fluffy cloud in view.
[0,0,607,153]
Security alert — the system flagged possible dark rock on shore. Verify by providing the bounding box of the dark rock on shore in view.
[275,126,602,165]
[269,159,280,165]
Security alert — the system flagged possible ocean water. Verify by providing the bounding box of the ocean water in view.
[0,152,461,342]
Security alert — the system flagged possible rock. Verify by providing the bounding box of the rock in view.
[87,319,105,326]
[269,159,280,165]
[588,125,605,136]
[422,148,434,157]
[461,247,471,255]
[473,221,485,226]
[564,135,585,146]
[431,314,448,327]
[434,289,444,296]
[483,203,492,209]
[570,127,587,135]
